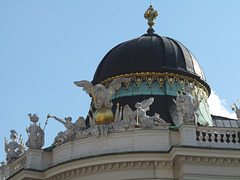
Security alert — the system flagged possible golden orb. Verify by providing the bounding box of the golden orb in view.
[93,107,114,125]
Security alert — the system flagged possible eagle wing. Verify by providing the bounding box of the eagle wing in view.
[108,78,131,95]
[123,105,136,122]
[140,97,154,111]
[74,80,94,95]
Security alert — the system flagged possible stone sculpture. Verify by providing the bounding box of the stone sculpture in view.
[175,86,199,125]
[237,109,240,121]
[4,130,25,163]
[74,78,130,125]
[123,97,170,129]
[83,115,109,138]
[26,113,45,149]
[50,97,170,146]
[231,100,240,124]
[74,78,130,109]
[50,116,86,146]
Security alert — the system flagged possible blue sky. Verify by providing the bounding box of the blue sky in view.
[1,0,240,161]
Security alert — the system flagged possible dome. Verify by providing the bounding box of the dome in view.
[92,32,210,93]
[90,32,212,126]
[89,5,212,126]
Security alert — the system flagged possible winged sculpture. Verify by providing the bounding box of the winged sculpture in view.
[123,97,154,126]
[74,78,130,109]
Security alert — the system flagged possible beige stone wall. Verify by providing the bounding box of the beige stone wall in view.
[5,126,240,180]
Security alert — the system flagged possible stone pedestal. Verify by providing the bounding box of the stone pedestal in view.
[179,125,198,147]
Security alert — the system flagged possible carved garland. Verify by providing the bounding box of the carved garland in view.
[100,72,209,99]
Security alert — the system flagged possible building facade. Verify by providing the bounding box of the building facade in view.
[1,5,240,180]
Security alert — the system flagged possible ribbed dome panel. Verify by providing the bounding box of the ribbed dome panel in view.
[92,33,209,93]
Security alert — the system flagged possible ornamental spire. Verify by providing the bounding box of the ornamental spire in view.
[144,5,158,33]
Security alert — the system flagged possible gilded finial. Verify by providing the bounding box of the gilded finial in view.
[234,102,238,109]
[232,101,239,112]
[144,5,158,33]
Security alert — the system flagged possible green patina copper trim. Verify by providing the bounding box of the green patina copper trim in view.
[101,72,209,97]
[169,126,179,131]
[112,81,207,100]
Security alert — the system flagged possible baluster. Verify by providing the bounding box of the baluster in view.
[198,129,203,141]
[208,130,213,142]
[229,130,233,143]
[217,130,221,143]
[205,130,209,142]
[203,130,207,142]
[222,130,227,143]
[213,130,217,143]
[236,130,240,143]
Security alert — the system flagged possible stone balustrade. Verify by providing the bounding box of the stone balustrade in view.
[196,126,240,148]
[197,126,240,143]
[180,125,240,149]
[5,155,26,178]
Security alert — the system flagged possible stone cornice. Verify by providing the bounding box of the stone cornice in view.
[45,160,174,180]
[170,146,240,159]
[7,147,240,180]
[39,151,240,179]
[175,155,240,166]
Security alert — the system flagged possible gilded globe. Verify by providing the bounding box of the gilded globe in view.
[93,107,114,125]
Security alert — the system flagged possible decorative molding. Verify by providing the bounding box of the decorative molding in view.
[7,148,240,179]
[100,72,209,98]
[175,155,240,166]
[46,160,173,180]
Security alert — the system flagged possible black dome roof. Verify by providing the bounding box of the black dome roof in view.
[92,32,210,92]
